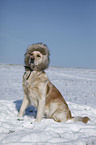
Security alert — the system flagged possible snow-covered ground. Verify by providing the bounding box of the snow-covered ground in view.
[0,63,96,145]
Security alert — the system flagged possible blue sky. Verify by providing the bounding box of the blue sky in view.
[0,0,96,68]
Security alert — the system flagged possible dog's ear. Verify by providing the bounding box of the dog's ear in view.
[24,53,31,69]
[25,43,50,71]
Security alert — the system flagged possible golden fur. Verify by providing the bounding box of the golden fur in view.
[18,43,90,123]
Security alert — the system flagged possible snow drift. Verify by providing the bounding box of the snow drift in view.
[0,64,96,144]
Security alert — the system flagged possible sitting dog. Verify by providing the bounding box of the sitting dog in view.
[18,43,90,123]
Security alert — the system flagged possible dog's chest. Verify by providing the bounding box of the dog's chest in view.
[23,71,48,107]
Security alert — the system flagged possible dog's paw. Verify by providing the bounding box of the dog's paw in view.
[35,118,41,122]
[17,113,23,118]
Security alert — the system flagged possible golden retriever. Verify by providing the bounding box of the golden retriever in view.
[18,43,90,123]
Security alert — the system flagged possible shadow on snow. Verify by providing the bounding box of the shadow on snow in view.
[14,100,37,118]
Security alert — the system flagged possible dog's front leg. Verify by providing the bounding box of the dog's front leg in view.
[18,94,29,117]
[36,98,45,122]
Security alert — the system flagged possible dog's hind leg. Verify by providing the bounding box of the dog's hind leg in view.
[48,100,72,122]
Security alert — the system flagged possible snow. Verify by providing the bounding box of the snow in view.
[0,63,96,145]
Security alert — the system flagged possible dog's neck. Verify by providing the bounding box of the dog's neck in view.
[24,66,33,71]
[24,66,33,80]
[24,66,44,80]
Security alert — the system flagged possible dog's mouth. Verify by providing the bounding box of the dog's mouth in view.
[29,56,36,70]
[29,56,34,64]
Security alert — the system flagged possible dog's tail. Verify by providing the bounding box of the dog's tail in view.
[70,116,90,124]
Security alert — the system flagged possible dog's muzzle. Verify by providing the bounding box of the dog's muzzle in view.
[29,56,34,65]
[29,56,36,70]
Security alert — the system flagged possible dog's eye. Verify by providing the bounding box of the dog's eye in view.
[37,54,41,57]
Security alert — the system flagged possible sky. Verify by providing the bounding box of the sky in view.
[0,0,96,68]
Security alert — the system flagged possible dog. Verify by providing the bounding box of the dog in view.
[18,43,90,123]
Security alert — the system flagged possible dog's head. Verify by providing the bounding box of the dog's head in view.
[25,43,50,71]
